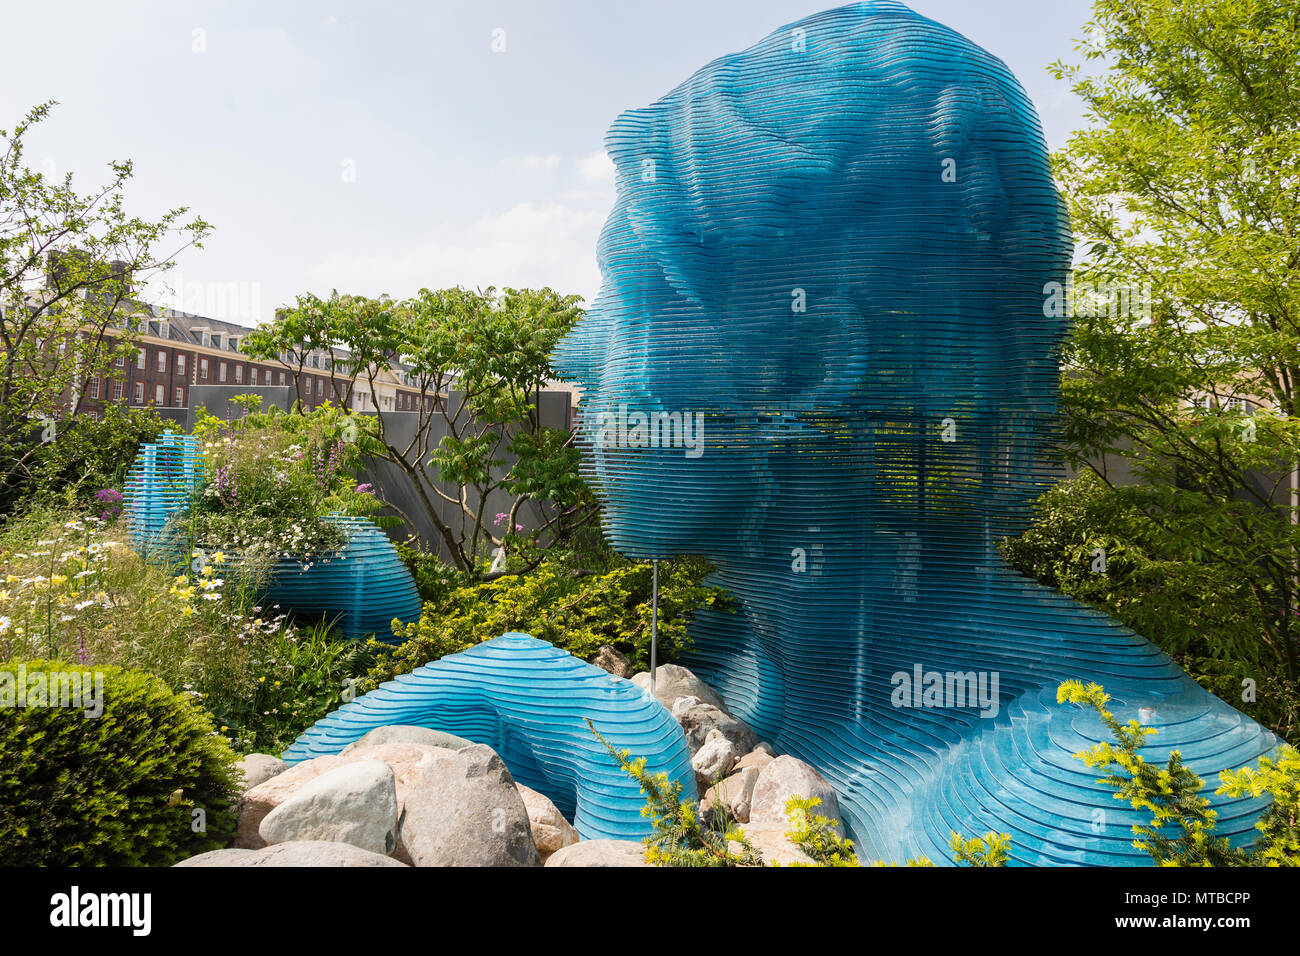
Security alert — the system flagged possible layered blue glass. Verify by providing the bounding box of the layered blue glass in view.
[550,1,1281,864]
[284,633,696,841]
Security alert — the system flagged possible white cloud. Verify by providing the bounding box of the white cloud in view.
[503,154,563,172]
[305,200,606,303]
[577,149,615,183]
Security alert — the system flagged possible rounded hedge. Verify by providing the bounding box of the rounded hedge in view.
[0,659,240,865]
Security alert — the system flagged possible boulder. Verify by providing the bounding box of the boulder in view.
[236,753,286,792]
[258,760,398,856]
[734,749,776,775]
[702,765,761,824]
[590,645,635,679]
[691,729,738,790]
[339,724,474,755]
[545,840,650,867]
[632,664,728,713]
[175,841,406,867]
[671,700,759,756]
[237,742,453,859]
[748,755,843,834]
[518,784,580,861]
[401,744,540,867]
[737,827,817,866]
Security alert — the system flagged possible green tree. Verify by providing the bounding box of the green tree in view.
[243,286,595,578]
[1047,0,1300,694]
[0,102,210,513]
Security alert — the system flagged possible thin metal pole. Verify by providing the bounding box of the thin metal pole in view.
[650,559,659,695]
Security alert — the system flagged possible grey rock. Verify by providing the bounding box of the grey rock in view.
[703,765,761,824]
[672,700,759,757]
[401,744,540,867]
[632,664,729,713]
[175,841,407,867]
[691,729,738,790]
[738,827,818,866]
[734,749,776,775]
[748,755,843,834]
[544,840,649,867]
[236,753,286,792]
[590,645,635,679]
[259,759,399,856]
[340,724,474,755]
[518,784,580,861]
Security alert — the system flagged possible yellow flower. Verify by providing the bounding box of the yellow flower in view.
[50,574,67,586]
[181,606,195,618]
[210,551,226,566]
[259,676,266,683]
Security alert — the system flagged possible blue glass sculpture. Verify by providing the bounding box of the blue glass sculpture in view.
[122,436,421,642]
[284,633,695,841]
[551,1,1280,864]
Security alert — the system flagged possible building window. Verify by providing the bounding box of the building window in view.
[112,382,123,401]
[176,354,186,375]
[155,384,164,405]
[134,382,145,405]
[136,350,146,370]
[156,351,166,373]
[200,358,209,381]
[174,386,184,406]
[89,379,100,399]
[279,372,286,386]
[115,354,125,368]
[248,367,258,386]
[234,365,243,384]
[218,362,227,383]
[316,378,323,397]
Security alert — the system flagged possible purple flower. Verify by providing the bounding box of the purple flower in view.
[494,512,509,526]
[355,483,374,495]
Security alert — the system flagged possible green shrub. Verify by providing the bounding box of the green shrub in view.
[14,403,168,513]
[1003,472,1297,743]
[0,659,240,865]
[178,400,386,564]
[374,552,731,684]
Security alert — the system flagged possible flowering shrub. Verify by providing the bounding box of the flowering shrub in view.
[0,506,376,754]
[177,401,386,567]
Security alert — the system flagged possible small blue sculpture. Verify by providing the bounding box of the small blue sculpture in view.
[122,434,421,642]
[552,1,1280,864]
[285,633,695,841]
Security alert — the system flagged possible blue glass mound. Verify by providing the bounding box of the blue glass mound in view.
[123,430,204,559]
[260,514,422,642]
[284,633,695,841]
[550,0,1281,864]
[122,436,421,642]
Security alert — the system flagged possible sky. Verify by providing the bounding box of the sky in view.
[0,0,1098,327]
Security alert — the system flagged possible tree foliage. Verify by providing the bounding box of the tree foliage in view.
[1048,0,1300,693]
[0,102,209,513]
[242,286,593,578]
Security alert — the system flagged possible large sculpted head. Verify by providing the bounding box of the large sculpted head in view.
[554,1,1072,560]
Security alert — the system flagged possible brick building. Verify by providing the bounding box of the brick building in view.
[72,305,431,419]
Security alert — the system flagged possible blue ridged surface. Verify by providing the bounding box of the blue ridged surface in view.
[550,1,1280,864]
[123,430,204,559]
[284,633,695,841]
[260,514,422,641]
[122,437,421,642]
